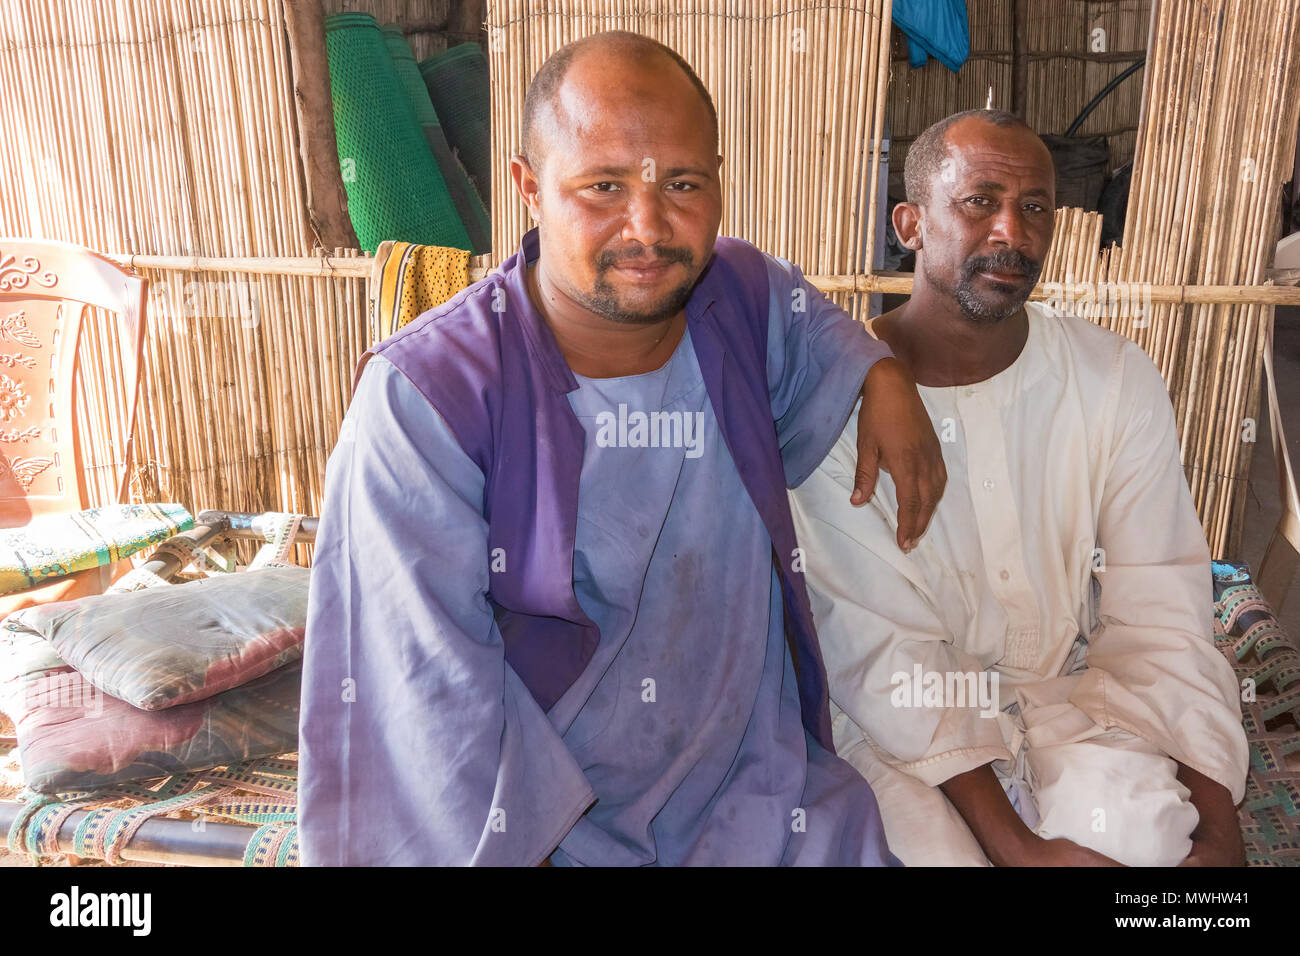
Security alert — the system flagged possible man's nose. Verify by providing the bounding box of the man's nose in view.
[986,204,1031,250]
[621,189,673,248]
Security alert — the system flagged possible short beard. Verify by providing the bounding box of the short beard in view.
[578,247,697,325]
[579,276,695,325]
[927,248,1042,324]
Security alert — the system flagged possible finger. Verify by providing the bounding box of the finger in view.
[891,451,924,548]
[852,445,880,507]
[896,495,922,551]
[909,470,944,544]
[894,467,923,550]
[902,448,947,549]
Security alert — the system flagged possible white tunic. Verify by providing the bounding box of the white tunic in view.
[789,303,1249,865]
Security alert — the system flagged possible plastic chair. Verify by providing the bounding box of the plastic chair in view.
[0,238,147,614]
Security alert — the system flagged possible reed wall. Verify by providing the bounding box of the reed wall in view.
[0,0,367,567]
[1,0,1296,560]
[887,0,1151,198]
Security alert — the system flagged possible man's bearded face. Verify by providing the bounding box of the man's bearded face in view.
[925,246,1044,324]
[579,241,700,325]
[525,53,723,327]
[914,123,1056,323]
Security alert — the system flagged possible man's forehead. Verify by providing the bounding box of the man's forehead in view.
[553,48,697,128]
[544,101,717,179]
[554,106,689,145]
[936,133,1054,191]
[553,74,656,127]
[538,47,713,150]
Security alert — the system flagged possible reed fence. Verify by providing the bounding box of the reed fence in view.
[1,0,1297,559]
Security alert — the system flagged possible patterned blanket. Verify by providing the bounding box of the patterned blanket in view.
[1213,562,1300,866]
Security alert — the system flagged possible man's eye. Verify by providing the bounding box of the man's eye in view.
[590,182,620,192]
[666,181,696,191]
[1024,203,1046,213]
[966,196,992,206]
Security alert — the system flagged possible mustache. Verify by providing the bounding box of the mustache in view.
[597,246,694,270]
[962,249,1042,281]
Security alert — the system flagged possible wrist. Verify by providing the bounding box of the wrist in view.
[987,825,1043,867]
[939,764,1044,867]
[1189,828,1246,866]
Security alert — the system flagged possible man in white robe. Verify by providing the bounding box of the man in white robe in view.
[790,109,1249,866]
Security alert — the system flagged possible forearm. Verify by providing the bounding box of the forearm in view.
[939,763,1039,866]
[1177,761,1246,866]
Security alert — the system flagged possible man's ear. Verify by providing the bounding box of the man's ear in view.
[893,201,923,251]
[510,155,542,222]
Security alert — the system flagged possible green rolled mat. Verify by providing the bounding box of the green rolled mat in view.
[382,26,491,255]
[324,13,471,254]
[419,43,492,208]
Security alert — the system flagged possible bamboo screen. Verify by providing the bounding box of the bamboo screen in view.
[485,0,896,321]
[888,0,1152,197]
[1,0,1297,560]
[323,0,460,59]
[0,0,369,563]
[1033,0,1300,556]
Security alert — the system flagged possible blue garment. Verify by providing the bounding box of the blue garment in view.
[355,228,865,738]
[299,244,896,865]
[549,329,891,865]
[894,0,970,72]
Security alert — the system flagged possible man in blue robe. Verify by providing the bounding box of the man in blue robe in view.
[298,29,945,866]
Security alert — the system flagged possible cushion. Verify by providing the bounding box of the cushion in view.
[0,502,193,595]
[2,565,309,711]
[0,628,300,793]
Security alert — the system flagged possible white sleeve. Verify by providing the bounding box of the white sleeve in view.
[1071,341,1249,802]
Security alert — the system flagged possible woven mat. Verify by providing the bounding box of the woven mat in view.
[324,12,470,254]
[5,755,299,867]
[1213,562,1300,866]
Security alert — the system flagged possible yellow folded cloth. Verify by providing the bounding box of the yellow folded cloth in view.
[369,240,471,342]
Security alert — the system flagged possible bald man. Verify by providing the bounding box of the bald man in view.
[790,109,1249,866]
[297,31,946,865]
